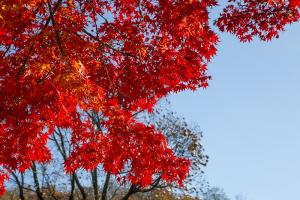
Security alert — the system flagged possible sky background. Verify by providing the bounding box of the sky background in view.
[169,19,300,200]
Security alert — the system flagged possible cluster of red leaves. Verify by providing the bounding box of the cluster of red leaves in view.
[215,0,300,41]
[0,0,217,194]
[0,0,299,195]
[65,106,190,187]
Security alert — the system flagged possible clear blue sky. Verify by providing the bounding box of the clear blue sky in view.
[169,22,300,199]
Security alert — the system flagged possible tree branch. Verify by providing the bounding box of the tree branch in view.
[16,0,63,79]
[101,173,111,200]
[31,162,44,200]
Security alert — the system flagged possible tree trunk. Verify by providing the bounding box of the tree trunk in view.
[69,174,75,200]
[74,173,88,200]
[11,172,25,200]
[53,130,88,200]
[91,169,100,200]
[101,173,110,200]
[121,185,136,200]
[31,162,44,200]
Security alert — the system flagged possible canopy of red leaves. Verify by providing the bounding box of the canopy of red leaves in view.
[0,0,299,195]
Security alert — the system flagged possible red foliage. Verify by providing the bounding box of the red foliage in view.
[215,0,300,41]
[0,0,299,194]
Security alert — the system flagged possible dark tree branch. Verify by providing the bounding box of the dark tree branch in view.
[101,173,111,200]
[91,168,100,200]
[53,128,88,200]
[16,0,63,79]
[1,44,12,58]
[11,171,26,200]
[47,0,65,58]
[121,184,138,200]
[31,162,44,200]
[69,174,75,200]
[82,29,140,60]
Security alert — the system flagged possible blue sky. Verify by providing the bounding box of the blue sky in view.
[169,22,300,199]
